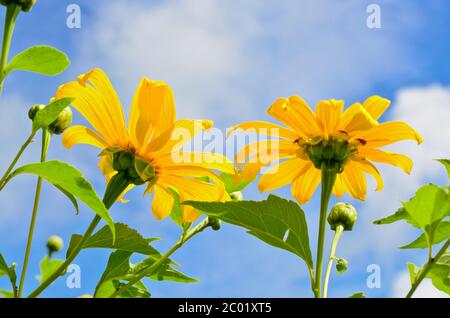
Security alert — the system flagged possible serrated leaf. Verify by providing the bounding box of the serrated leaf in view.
[185,194,313,269]
[401,221,450,249]
[35,256,64,284]
[5,45,70,77]
[403,184,450,229]
[8,161,115,238]
[32,98,74,132]
[66,223,160,258]
[373,207,420,228]
[348,292,366,298]
[436,159,450,179]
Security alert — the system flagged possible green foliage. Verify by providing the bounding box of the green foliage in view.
[348,292,366,298]
[185,194,314,270]
[4,45,70,77]
[0,253,17,297]
[36,256,64,284]
[401,221,450,249]
[427,252,450,294]
[31,98,74,133]
[373,207,419,227]
[66,223,160,257]
[8,160,115,238]
[436,159,450,179]
[219,171,254,193]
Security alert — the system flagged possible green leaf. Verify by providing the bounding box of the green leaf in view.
[132,258,197,283]
[407,262,419,284]
[0,289,13,298]
[35,256,64,284]
[436,159,450,179]
[0,253,17,296]
[220,171,254,193]
[427,252,450,294]
[32,98,74,132]
[185,194,314,269]
[54,184,79,215]
[403,184,450,229]
[401,221,450,249]
[5,45,70,77]
[348,292,366,298]
[8,161,115,238]
[66,223,160,258]
[373,207,420,228]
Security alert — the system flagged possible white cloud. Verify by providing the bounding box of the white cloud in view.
[392,270,449,298]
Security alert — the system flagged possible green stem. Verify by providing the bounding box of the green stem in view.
[313,162,337,298]
[406,238,450,298]
[27,173,131,298]
[0,131,35,191]
[17,130,51,297]
[322,224,344,298]
[0,3,20,95]
[109,217,212,298]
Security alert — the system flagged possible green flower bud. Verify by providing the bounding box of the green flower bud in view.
[327,202,357,231]
[46,235,63,255]
[111,151,156,186]
[113,151,134,172]
[48,107,72,135]
[28,104,45,120]
[208,216,221,231]
[336,258,348,274]
[17,0,36,12]
[230,191,243,201]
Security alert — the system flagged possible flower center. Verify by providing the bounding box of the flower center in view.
[297,133,357,171]
[112,150,156,186]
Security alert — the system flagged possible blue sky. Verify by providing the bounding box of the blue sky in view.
[1,0,450,298]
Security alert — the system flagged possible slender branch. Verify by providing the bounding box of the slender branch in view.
[109,218,212,298]
[406,238,450,298]
[0,3,21,95]
[0,131,35,191]
[313,163,337,298]
[17,130,51,297]
[322,224,344,298]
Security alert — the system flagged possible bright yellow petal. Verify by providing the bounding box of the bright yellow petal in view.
[332,173,345,197]
[56,68,128,146]
[235,139,297,167]
[151,185,174,220]
[341,162,367,200]
[358,148,413,174]
[159,152,235,175]
[128,77,176,150]
[159,175,221,202]
[352,159,384,191]
[268,97,321,137]
[315,99,344,137]
[339,103,378,133]
[228,121,300,141]
[181,205,200,223]
[258,158,310,192]
[62,125,108,149]
[351,121,423,148]
[363,96,390,120]
[291,163,321,204]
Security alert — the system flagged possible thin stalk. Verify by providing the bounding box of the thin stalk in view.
[322,224,344,298]
[0,3,21,95]
[406,238,450,298]
[27,173,131,298]
[0,131,35,191]
[17,130,51,297]
[313,162,337,298]
[109,218,212,298]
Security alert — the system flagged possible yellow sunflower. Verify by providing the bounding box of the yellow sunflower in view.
[231,95,423,204]
[56,68,234,222]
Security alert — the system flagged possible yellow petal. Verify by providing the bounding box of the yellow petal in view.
[315,99,344,137]
[98,154,114,177]
[159,175,221,202]
[161,152,235,175]
[332,173,345,198]
[291,163,321,204]
[56,68,128,147]
[228,121,300,141]
[352,159,384,191]
[152,185,175,220]
[235,139,297,168]
[358,148,413,174]
[341,162,367,200]
[258,158,310,192]
[339,103,378,133]
[128,77,176,150]
[268,97,321,137]
[181,205,201,223]
[363,95,390,120]
[351,121,423,148]
[62,125,108,149]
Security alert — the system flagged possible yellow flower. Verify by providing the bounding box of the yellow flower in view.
[231,95,423,204]
[56,68,234,222]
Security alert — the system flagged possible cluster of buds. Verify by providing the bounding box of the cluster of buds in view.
[28,104,72,135]
[112,150,156,186]
[0,0,36,12]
